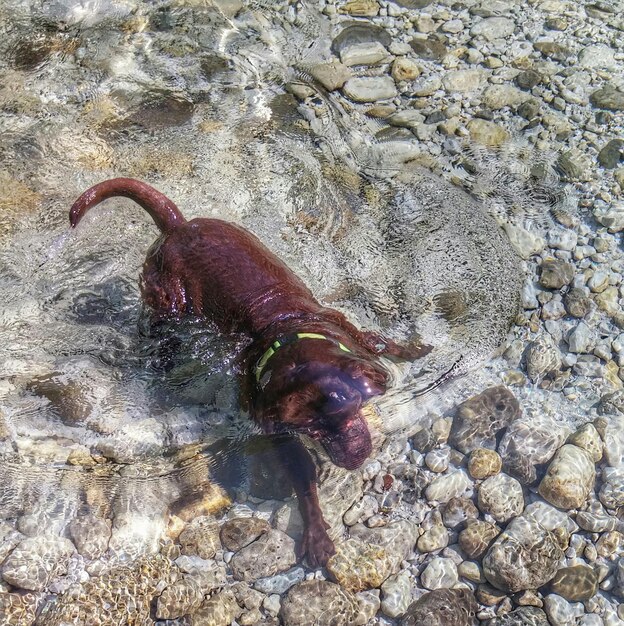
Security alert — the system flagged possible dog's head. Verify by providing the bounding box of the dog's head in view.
[253,342,389,470]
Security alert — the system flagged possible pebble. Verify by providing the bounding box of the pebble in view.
[539,259,575,289]
[477,473,525,523]
[425,469,473,503]
[543,593,583,626]
[402,589,478,626]
[421,557,459,590]
[567,423,603,462]
[425,448,450,473]
[550,565,599,602]
[538,444,596,510]
[442,497,479,529]
[280,580,359,626]
[417,523,449,553]
[1,536,75,591]
[564,288,592,318]
[525,333,562,383]
[380,570,411,618]
[568,321,596,353]
[467,119,510,147]
[450,386,520,454]
[590,86,624,111]
[340,41,390,66]
[483,515,564,593]
[598,139,624,170]
[459,521,500,560]
[309,61,351,91]
[391,57,420,82]
[442,70,484,93]
[342,77,397,102]
[470,17,515,41]
[229,529,296,582]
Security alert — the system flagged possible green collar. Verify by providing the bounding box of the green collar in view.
[255,332,352,384]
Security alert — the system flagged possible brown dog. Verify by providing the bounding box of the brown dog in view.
[69,178,432,566]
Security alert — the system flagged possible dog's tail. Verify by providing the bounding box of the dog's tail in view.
[69,178,186,234]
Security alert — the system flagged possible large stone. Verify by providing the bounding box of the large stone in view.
[401,588,478,626]
[483,516,564,593]
[538,444,596,510]
[230,529,296,582]
[498,416,568,485]
[590,85,624,111]
[450,386,520,454]
[459,521,500,560]
[190,589,242,626]
[179,516,221,560]
[425,470,473,503]
[69,515,111,560]
[477,473,525,522]
[1,536,75,591]
[36,554,174,626]
[539,259,575,289]
[549,565,599,601]
[156,577,204,620]
[349,520,419,572]
[470,17,515,41]
[343,77,397,102]
[280,580,359,626]
[327,538,392,592]
[220,517,270,552]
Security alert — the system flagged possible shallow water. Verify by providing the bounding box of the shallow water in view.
[0,0,620,624]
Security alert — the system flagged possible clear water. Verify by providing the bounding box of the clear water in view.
[0,0,582,616]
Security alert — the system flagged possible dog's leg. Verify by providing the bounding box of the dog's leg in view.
[270,434,335,568]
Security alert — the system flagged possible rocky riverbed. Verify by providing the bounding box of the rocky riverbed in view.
[1,0,624,625]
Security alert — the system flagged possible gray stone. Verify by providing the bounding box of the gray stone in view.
[483,516,564,593]
[230,529,296,582]
[539,259,575,289]
[478,473,525,523]
[470,17,515,41]
[421,557,459,590]
[590,86,624,111]
[549,565,599,601]
[598,139,624,169]
[1,536,75,591]
[280,580,359,626]
[343,77,397,102]
[450,386,520,454]
[309,61,352,91]
[402,588,478,626]
[253,567,305,595]
[381,570,412,618]
[69,515,111,560]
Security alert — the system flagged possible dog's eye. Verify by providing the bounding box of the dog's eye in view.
[328,391,346,402]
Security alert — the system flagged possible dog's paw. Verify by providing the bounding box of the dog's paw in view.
[298,521,335,568]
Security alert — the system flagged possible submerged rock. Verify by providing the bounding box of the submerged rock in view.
[327,538,392,592]
[1,536,75,591]
[549,565,599,602]
[37,554,174,626]
[401,588,478,626]
[483,516,564,592]
[458,521,500,560]
[484,606,550,625]
[450,386,520,454]
[220,517,270,552]
[477,473,525,523]
[538,444,596,510]
[230,529,296,582]
[280,580,359,626]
